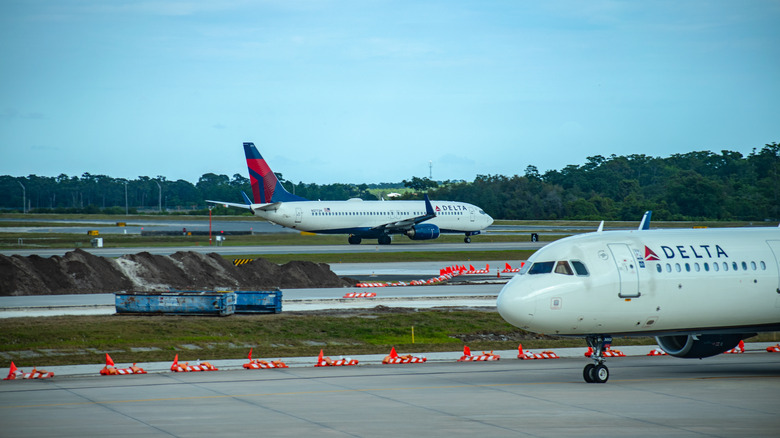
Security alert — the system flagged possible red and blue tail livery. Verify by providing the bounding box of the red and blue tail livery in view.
[208,142,493,245]
[244,142,306,203]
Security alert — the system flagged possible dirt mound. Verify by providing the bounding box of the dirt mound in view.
[0,249,354,296]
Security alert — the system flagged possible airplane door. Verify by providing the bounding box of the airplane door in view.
[470,208,475,222]
[608,244,640,298]
[766,240,780,306]
[295,208,302,224]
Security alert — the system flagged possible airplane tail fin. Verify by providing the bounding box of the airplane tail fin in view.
[243,142,307,203]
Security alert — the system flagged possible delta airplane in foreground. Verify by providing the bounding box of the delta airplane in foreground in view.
[497,213,780,383]
[208,142,493,244]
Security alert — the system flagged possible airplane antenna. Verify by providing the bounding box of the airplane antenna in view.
[597,221,604,233]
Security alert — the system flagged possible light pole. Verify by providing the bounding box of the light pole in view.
[155,180,162,213]
[124,181,128,215]
[18,181,25,214]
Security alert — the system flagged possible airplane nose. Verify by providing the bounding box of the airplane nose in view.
[496,280,535,329]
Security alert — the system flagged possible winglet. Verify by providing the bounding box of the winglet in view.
[638,210,652,230]
[424,194,436,217]
[241,191,252,205]
[597,221,604,233]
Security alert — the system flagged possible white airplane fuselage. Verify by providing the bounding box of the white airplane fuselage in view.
[251,199,493,237]
[497,227,780,337]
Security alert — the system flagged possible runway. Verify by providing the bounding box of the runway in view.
[0,241,544,258]
[2,352,779,437]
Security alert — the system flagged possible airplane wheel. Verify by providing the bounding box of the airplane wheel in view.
[583,364,595,383]
[593,364,609,383]
[378,235,391,245]
[348,235,362,245]
[464,237,471,243]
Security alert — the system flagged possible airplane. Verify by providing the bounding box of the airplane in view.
[496,213,780,383]
[207,142,494,244]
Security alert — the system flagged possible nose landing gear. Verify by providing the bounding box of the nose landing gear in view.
[583,335,611,383]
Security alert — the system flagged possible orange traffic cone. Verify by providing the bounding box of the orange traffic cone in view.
[248,348,253,361]
[463,345,472,356]
[389,347,398,358]
[4,362,19,380]
[518,344,524,356]
[105,353,115,367]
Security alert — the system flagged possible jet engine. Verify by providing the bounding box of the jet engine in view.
[655,334,750,358]
[405,224,440,240]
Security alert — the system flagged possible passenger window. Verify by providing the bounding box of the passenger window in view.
[732,262,738,271]
[528,261,555,275]
[675,263,681,272]
[704,263,709,272]
[656,264,662,273]
[666,263,672,273]
[741,261,748,271]
[760,261,766,270]
[751,261,756,270]
[713,262,719,272]
[694,263,700,272]
[554,261,574,275]
[723,262,728,271]
[685,263,691,272]
[571,260,589,276]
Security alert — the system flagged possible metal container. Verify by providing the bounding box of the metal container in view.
[115,291,236,316]
[234,290,283,314]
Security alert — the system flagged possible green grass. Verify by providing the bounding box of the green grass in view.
[5,311,775,367]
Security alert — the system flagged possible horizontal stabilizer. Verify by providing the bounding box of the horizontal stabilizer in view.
[206,200,251,210]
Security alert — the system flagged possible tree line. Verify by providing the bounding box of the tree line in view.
[1,142,777,220]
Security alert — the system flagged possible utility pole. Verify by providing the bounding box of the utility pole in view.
[155,180,162,213]
[429,161,432,180]
[18,181,25,214]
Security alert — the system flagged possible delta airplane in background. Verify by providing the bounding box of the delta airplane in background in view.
[208,142,493,244]
[497,214,780,383]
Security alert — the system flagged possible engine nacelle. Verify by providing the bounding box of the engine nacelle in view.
[655,334,749,358]
[405,224,440,240]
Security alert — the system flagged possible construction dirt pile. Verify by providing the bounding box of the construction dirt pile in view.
[0,249,355,296]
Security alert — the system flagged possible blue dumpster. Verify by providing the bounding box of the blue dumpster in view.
[234,290,282,314]
[115,291,236,316]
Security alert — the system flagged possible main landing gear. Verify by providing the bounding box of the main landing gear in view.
[583,335,611,383]
[348,234,391,245]
[464,231,479,243]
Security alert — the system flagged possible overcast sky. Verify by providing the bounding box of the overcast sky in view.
[1,1,778,184]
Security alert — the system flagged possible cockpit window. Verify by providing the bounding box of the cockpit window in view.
[554,261,574,275]
[528,261,554,274]
[571,260,589,276]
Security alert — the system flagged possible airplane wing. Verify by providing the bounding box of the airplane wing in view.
[371,194,437,232]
